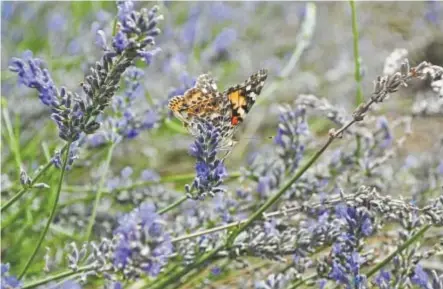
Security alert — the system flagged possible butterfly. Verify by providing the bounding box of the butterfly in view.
[168,69,268,149]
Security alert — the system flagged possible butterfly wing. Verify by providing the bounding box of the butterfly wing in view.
[168,74,221,124]
[224,69,268,125]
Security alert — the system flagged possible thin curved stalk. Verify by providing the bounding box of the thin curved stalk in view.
[158,195,188,215]
[22,265,94,289]
[84,143,115,242]
[365,225,431,278]
[18,141,72,279]
[149,245,224,289]
[1,143,69,213]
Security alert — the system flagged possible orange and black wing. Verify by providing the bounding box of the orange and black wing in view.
[224,69,268,125]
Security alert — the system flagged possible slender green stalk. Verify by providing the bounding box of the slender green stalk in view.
[22,265,94,289]
[365,225,431,278]
[349,0,363,158]
[158,195,188,215]
[1,189,39,229]
[57,171,242,194]
[1,143,69,213]
[84,143,115,242]
[288,273,317,289]
[227,136,334,246]
[349,0,363,105]
[2,104,22,175]
[18,141,72,279]
[149,245,224,289]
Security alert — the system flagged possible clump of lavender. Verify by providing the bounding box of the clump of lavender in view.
[8,2,163,145]
[274,103,310,173]
[87,66,160,147]
[65,202,172,281]
[325,205,374,288]
[185,120,228,200]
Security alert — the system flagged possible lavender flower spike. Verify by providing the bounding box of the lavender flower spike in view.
[186,120,228,200]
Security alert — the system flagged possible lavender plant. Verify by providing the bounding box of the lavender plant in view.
[2,1,443,289]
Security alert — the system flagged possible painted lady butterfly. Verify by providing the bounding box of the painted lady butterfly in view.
[168,69,268,148]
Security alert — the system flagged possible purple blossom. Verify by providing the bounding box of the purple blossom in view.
[1,263,21,289]
[112,31,129,53]
[181,5,201,47]
[113,202,172,277]
[373,270,391,289]
[376,116,393,148]
[116,0,134,21]
[411,265,431,289]
[186,121,228,199]
[275,104,309,173]
[9,50,57,106]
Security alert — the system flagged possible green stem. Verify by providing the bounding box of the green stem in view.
[1,189,39,230]
[84,143,115,242]
[289,273,317,289]
[158,196,188,215]
[2,104,22,176]
[349,0,363,105]
[18,141,72,279]
[22,265,94,289]
[1,143,69,213]
[349,0,363,160]
[58,171,242,194]
[365,225,431,278]
[227,136,334,246]
[149,245,224,289]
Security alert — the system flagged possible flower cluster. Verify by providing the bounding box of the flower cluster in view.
[65,203,172,281]
[274,104,310,173]
[186,120,228,199]
[9,2,163,143]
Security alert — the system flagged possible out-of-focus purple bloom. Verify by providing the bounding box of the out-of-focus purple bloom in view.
[186,121,228,199]
[96,30,108,50]
[202,27,237,62]
[67,39,81,55]
[47,13,66,32]
[208,2,235,22]
[212,28,237,54]
[275,104,309,173]
[113,202,172,277]
[1,263,22,289]
[373,270,391,289]
[138,47,162,65]
[116,0,134,21]
[211,266,222,276]
[376,116,392,148]
[437,161,443,175]
[411,265,431,289]
[181,5,201,47]
[257,176,271,198]
[140,169,160,182]
[121,166,133,179]
[56,280,82,289]
[425,0,441,24]
[403,155,419,170]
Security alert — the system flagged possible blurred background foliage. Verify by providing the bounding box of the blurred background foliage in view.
[1,0,443,280]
